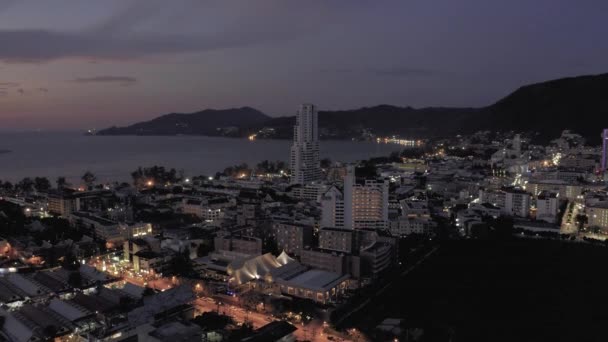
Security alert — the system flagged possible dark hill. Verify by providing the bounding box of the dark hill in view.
[98,73,608,142]
[471,73,608,140]
[97,107,270,136]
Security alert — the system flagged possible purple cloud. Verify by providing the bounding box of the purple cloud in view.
[69,76,137,86]
[0,1,336,63]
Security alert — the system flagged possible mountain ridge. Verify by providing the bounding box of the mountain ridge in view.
[97,73,608,141]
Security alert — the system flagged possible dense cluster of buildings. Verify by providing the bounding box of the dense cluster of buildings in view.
[1,103,607,341]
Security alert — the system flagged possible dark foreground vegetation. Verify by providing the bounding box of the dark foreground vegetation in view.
[347,238,608,342]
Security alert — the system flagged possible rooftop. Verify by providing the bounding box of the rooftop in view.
[278,269,349,292]
[242,321,297,342]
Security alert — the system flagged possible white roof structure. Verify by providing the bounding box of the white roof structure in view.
[277,250,295,265]
[228,253,285,285]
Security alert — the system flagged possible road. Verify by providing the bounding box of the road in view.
[192,297,355,341]
[561,201,579,234]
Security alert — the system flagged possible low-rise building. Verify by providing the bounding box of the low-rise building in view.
[300,248,347,275]
[214,234,263,256]
[318,227,355,253]
[479,187,531,218]
[587,202,608,229]
[535,191,559,223]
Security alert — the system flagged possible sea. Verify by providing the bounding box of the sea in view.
[0,132,401,183]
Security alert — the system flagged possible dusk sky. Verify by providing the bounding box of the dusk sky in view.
[1,0,607,130]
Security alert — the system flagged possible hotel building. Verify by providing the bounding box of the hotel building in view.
[290,104,321,184]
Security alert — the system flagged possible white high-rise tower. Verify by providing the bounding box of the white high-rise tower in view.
[290,104,321,184]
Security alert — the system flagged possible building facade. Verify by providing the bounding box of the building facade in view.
[536,191,559,223]
[320,186,345,228]
[344,165,389,230]
[273,222,313,256]
[290,104,321,184]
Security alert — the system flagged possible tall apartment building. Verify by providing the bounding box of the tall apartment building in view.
[290,104,321,184]
[321,166,389,230]
[344,165,389,230]
[602,128,608,173]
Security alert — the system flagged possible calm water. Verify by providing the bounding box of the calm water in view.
[0,132,400,183]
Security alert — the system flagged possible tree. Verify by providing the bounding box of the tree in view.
[228,322,254,341]
[192,312,233,331]
[68,271,83,288]
[575,214,588,231]
[197,243,212,257]
[388,151,401,162]
[119,296,134,311]
[42,325,58,338]
[488,216,514,240]
[34,177,51,193]
[16,177,35,193]
[167,247,194,277]
[56,176,69,189]
[263,236,280,255]
[131,165,180,188]
[142,287,156,296]
[61,252,80,270]
[1,181,13,192]
[82,171,96,189]
[320,158,332,169]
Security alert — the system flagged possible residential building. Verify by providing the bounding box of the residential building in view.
[214,234,263,256]
[587,202,608,229]
[479,187,531,218]
[603,128,608,173]
[300,248,347,275]
[273,222,313,256]
[290,104,321,184]
[290,183,328,202]
[536,191,559,223]
[320,186,345,228]
[389,216,436,237]
[47,189,78,217]
[318,227,355,253]
[344,165,389,229]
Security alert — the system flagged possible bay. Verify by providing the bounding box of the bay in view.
[0,132,401,183]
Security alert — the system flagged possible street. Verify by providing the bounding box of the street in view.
[192,297,358,342]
